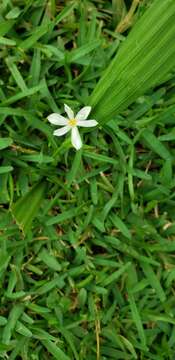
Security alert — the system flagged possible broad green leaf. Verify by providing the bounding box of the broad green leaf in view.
[90,0,175,123]
[11,181,47,235]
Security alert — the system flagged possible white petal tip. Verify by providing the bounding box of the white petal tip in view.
[76,106,92,121]
[86,106,91,111]
[47,113,67,125]
[53,125,70,137]
[71,127,82,150]
[77,119,98,127]
[64,103,74,119]
[47,114,52,121]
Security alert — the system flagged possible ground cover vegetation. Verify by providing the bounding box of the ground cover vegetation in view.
[1,0,175,359]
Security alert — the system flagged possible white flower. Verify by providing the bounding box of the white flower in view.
[47,104,98,150]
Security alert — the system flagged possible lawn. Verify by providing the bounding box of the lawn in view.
[1,0,175,359]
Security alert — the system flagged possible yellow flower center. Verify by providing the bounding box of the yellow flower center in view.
[68,118,77,127]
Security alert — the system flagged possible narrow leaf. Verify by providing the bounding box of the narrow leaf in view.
[11,181,47,235]
[41,339,71,360]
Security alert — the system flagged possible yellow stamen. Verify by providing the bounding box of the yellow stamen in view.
[68,118,77,127]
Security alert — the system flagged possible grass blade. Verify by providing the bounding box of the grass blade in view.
[41,339,71,360]
[11,181,47,235]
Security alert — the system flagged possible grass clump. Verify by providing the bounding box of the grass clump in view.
[0,1,175,359]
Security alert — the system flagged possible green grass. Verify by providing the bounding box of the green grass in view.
[0,0,175,359]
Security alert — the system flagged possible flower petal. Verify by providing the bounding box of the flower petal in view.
[53,126,70,137]
[76,106,91,121]
[47,113,67,125]
[64,104,74,119]
[77,120,98,127]
[71,127,82,150]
